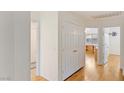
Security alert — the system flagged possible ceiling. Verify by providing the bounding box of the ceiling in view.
[72,11,123,19]
[31,11,124,21]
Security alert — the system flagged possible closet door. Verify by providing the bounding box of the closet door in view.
[61,22,84,80]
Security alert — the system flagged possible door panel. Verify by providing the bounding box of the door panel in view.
[61,22,84,80]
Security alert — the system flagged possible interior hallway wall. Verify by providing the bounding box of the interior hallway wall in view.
[0,12,30,81]
[40,12,59,81]
[0,12,14,80]
[14,12,30,80]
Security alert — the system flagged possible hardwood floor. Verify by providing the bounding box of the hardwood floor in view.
[31,68,47,81]
[66,52,123,81]
[31,52,123,81]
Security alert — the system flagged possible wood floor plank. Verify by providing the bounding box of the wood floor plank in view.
[31,52,123,81]
[66,53,123,81]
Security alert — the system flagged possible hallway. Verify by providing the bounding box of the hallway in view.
[66,53,123,81]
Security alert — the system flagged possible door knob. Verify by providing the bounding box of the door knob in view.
[73,50,77,52]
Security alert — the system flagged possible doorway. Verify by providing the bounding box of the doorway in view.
[103,27,120,63]
[84,28,99,80]
[31,21,40,81]
[85,28,98,64]
[103,27,121,80]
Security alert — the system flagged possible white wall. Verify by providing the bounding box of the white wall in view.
[40,12,59,81]
[14,12,30,80]
[109,32,120,55]
[0,12,14,80]
[0,12,30,81]
[109,27,120,55]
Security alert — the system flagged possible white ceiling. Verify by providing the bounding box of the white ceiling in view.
[74,11,111,16]
[72,11,123,19]
[31,11,124,21]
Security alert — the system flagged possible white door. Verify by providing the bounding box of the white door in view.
[61,22,84,80]
[103,30,109,64]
